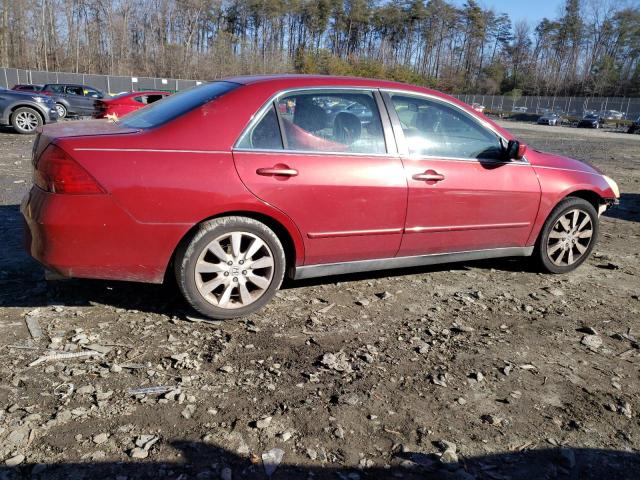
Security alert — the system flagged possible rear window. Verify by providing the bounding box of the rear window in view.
[120,81,240,129]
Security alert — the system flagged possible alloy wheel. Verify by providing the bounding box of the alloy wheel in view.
[15,111,39,132]
[56,104,67,118]
[194,231,275,309]
[546,209,593,266]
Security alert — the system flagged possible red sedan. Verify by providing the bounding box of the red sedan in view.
[22,75,620,319]
[93,91,170,119]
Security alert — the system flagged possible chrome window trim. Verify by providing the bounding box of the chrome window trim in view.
[232,147,399,158]
[403,154,529,165]
[233,86,392,155]
[381,89,530,165]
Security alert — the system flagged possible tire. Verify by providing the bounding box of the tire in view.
[175,216,286,320]
[535,197,599,274]
[10,107,42,134]
[55,103,67,118]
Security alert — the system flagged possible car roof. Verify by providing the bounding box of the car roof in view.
[220,74,516,141]
[224,74,437,93]
[44,83,100,89]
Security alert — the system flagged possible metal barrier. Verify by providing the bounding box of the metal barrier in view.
[2,67,638,119]
[454,94,640,120]
[1,68,202,95]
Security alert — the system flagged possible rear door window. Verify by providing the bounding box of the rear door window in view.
[276,91,386,154]
[121,81,240,129]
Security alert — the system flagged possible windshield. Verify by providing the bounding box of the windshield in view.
[120,81,241,129]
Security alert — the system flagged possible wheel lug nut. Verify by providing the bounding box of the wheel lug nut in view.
[233,277,238,282]
[227,261,233,266]
[242,270,247,275]
[239,260,244,265]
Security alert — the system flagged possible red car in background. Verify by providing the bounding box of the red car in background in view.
[22,75,619,320]
[93,91,170,119]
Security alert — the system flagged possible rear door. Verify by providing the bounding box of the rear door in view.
[383,91,541,257]
[233,88,407,266]
[65,85,95,115]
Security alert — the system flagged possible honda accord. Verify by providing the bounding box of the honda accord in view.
[22,75,620,319]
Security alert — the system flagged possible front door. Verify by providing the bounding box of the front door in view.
[384,92,541,257]
[233,89,407,266]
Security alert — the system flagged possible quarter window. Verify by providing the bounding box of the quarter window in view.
[237,104,283,150]
[389,94,503,160]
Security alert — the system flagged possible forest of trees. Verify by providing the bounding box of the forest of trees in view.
[0,0,639,97]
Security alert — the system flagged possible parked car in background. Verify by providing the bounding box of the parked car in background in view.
[577,113,604,129]
[471,103,485,112]
[12,84,44,92]
[599,110,624,121]
[0,86,58,133]
[629,116,640,134]
[537,112,562,126]
[513,106,528,113]
[39,83,106,118]
[21,75,620,320]
[93,91,171,119]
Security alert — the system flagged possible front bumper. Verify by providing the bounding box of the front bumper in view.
[21,187,187,284]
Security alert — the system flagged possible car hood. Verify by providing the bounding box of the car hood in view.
[527,149,603,175]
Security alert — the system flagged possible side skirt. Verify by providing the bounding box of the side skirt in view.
[292,246,534,280]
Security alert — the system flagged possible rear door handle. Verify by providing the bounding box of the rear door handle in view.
[412,170,445,182]
[256,166,298,177]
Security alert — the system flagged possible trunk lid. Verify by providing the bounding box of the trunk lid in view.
[33,119,139,166]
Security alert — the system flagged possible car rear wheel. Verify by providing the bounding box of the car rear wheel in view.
[55,103,67,118]
[175,216,286,319]
[535,197,598,274]
[10,107,42,134]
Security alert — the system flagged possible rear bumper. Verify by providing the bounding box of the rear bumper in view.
[21,187,188,283]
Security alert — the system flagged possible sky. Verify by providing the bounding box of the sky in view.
[450,0,565,26]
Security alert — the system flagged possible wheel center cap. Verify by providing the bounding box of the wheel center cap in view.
[230,266,240,276]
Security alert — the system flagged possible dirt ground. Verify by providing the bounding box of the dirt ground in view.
[0,121,639,480]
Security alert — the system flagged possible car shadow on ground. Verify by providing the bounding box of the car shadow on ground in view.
[0,443,638,479]
[0,203,538,314]
[604,193,640,223]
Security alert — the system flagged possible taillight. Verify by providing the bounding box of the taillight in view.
[34,144,105,194]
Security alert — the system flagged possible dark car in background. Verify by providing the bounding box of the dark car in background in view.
[629,116,640,134]
[577,113,604,129]
[40,83,106,118]
[0,87,58,133]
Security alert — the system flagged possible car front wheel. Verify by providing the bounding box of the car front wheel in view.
[10,107,42,134]
[175,216,286,319]
[535,197,598,274]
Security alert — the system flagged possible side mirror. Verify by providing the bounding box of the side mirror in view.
[506,140,527,160]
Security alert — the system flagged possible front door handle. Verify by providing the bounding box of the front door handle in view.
[412,170,445,182]
[256,166,298,177]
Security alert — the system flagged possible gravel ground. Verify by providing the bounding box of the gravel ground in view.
[0,122,639,479]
